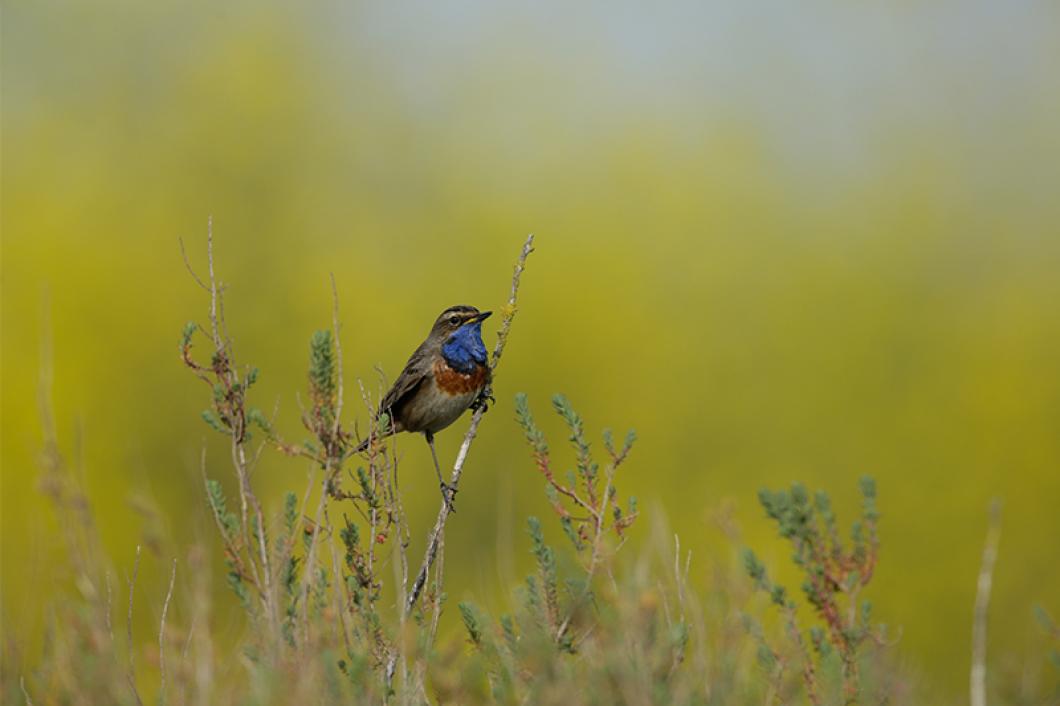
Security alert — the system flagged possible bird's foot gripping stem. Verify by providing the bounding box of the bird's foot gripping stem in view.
[470,386,495,413]
[439,482,458,513]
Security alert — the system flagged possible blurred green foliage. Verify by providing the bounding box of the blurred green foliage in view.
[3,1,1060,699]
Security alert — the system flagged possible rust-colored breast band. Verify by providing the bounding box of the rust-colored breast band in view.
[434,359,488,396]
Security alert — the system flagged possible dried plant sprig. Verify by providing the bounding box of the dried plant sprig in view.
[515,393,638,554]
[509,392,638,649]
[180,220,275,635]
[743,550,822,705]
[744,477,886,705]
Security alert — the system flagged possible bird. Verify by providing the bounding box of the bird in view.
[356,305,493,510]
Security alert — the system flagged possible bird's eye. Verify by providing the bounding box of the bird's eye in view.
[448,316,460,326]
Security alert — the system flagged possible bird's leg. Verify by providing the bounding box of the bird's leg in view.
[425,431,456,512]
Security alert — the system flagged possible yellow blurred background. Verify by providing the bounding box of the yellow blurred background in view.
[3,0,1059,699]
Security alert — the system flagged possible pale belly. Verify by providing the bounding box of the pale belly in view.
[400,381,478,435]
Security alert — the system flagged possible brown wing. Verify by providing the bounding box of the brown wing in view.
[379,342,433,429]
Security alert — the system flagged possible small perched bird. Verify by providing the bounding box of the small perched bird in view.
[358,305,493,509]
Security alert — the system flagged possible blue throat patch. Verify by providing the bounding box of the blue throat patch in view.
[442,322,487,373]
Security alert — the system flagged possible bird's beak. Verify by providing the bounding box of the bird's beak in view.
[469,311,493,323]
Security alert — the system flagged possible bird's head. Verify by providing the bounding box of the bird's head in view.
[430,305,492,337]
[432,305,491,371]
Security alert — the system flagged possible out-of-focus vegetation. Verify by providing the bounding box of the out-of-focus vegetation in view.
[3,1,1060,701]
[7,269,923,702]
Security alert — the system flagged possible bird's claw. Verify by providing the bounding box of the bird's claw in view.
[440,482,458,513]
[470,388,495,413]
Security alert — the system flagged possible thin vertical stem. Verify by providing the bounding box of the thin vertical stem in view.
[971,500,1002,706]
[159,559,178,705]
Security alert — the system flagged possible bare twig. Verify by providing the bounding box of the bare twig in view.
[971,499,1002,706]
[105,570,114,642]
[200,217,222,349]
[405,233,535,614]
[179,615,196,706]
[237,434,273,632]
[178,236,210,292]
[126,545,145,706]
[200,453,264,612]
[429,536,446,638]
[159,558,178,705]
[186,220,277,636]
[20,676,34,706]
